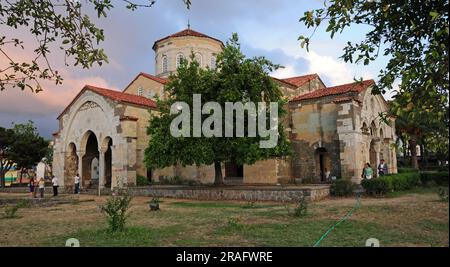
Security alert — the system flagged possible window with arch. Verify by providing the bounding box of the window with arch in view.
[380,128,384,138]
[161,55,168,73]
[176,53,185,69]
[370,98,375,111]
[137,87,143,96]
[194,52,202,67]
[210,56,216,70]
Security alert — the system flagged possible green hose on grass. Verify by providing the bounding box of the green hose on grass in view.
[313,193,361,247]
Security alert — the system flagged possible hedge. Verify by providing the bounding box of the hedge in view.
[420,171,449,186]
[330,179,353,197]
[361,172,421,196]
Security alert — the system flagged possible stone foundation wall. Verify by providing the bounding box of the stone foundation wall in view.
[127,185,330,202]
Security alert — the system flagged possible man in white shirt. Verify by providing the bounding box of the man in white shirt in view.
[74,174,80,194]
[51,175,59,197]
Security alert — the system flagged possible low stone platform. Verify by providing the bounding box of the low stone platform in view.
[1,184,330,202]
[127,184,330,202]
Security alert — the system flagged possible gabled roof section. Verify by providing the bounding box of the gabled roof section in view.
[281,74,321,88]
[57,85,157,119]
[291,79,375,102]
[270,76,297,88]
[152,28,224,50]
[123,72,168,92]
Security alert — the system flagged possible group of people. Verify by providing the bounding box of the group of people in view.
[361,159,389,180]
[28,175,59,198]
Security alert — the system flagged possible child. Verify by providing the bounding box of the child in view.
[29,177,35,198]
[38,177,45,198]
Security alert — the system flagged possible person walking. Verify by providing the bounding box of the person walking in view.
[38,177,45,198]
[32,176,39,198]
[377,159,388,176]
[74,173,80,194]
[51,175,59,197]
[363,163,373,180]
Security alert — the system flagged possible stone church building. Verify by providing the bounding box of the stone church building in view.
[52,28,397,190]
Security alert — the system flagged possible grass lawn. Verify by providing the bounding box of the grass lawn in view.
[0,187,448,247]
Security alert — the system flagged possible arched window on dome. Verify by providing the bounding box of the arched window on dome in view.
[194,53,203,67]
[210,55,217,70]
[162,55,168,73]
[176,53,185,69]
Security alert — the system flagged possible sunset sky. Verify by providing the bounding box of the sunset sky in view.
[0,0,393,138]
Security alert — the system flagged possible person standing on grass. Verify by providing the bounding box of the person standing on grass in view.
[52,175,59,197]
[38,177,45,198]
[377,159,388,176]
[33,175,39,198]
[363,163,373,180]
[29,176,35,198]
[74,173,80,194]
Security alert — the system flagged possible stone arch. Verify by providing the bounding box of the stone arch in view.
[370,121,377,137]
[81,130,99,188]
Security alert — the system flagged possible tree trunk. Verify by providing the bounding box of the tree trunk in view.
[214,161,224,185]
[409,135,419,170]
[19,168,24,184]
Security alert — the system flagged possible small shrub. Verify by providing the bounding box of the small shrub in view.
[3,204,20,219]
[438,187,449,202]
[292,195,308,218]
[100,193,132,232]
[361,177,392,196]
[330,179,353,197]
[149,197,160,211]
[136,175,149,186]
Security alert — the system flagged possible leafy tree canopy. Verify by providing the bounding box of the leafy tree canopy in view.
[144,34,291,184]
[0,0,190,92]
[0,121,49,187]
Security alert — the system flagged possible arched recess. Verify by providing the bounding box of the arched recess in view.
[315,147,331,182]
[81,130,99,188]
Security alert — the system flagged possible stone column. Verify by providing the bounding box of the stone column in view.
[98,147,107,190]
[76,150,85,188]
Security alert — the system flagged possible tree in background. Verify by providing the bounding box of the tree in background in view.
[299,0,449,169]
[0,121,49,187]
[144,34,291,185]
[0,0,190,92]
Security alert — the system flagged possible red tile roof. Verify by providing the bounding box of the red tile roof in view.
[57,85,157,119]
[152,28,224,50]
[291,79,375,102]
[282,74,319,87]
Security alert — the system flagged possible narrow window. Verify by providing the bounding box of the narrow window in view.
[210,56,216,70]
[176,53,185,69]
[137,87,143,96]
[162,55,168,73]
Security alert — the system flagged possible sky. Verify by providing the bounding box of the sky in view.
[0,0,392,139]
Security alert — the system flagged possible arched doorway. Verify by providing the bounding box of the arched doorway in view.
[81,131,99,188]
[315,148,331,182]
[65,143,78,186]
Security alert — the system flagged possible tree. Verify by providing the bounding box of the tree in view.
[0,121,49,187]
[144,34,291,185]
[299,0,449,170]
[0,0,190,92]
